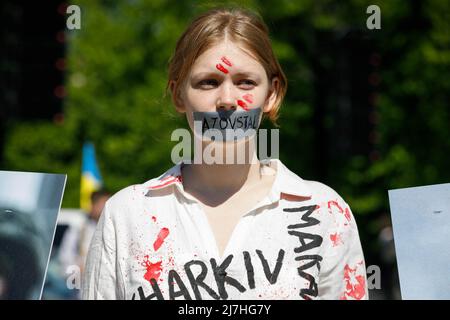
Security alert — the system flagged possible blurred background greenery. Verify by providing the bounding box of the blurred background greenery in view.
[1,0,449,299]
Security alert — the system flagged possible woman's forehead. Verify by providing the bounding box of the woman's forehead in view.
[192,41,264,72]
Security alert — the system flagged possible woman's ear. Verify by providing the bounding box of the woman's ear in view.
[169,80,186,114]
[263,77,279,114]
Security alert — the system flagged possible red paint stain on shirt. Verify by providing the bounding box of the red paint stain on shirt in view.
[151,216,157,222]
[216,63,229,74]
[148,175,183,190]
[237,99,249,111]
[342,263,366,300]
[328,200,344,213]
[221,56,232,67]
[330,232,342,247]
[242,94,253,104]
[328,200,352,222]
[344,207,351,222]
[142,255,162,283]
[153,227,170,251]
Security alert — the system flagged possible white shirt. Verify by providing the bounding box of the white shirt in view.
[82,159,368,300]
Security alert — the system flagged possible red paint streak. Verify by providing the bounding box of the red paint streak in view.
[237,99,249,111]
[151,216,157,222]
[148,175,182,190]
[344,207,351,222]
[328,200,352,222]
[330,232,342,247]
[343,264,366,300]
[221,56,232,67]
[328,200,344,213]
[242,94,253,104]
[216,63,229,74]
[153,227,170,251]
[141,255,162,283]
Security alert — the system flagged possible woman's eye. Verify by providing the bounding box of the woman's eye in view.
[198,79,219,89]
[237,79,256,89]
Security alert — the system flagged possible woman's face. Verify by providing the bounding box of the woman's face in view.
[174,40,278,128]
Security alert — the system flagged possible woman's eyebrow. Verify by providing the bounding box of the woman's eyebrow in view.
[190,71,261,81]
[190,72,221,81]
[232,72,261,80]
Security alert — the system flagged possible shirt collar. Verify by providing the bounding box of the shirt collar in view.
[143,159,312,203]
[261,159,312,204]
[143,162,184,191]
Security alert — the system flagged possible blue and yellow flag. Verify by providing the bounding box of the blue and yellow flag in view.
[80,142,103,212]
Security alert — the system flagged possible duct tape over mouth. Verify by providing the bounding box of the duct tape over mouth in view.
[193,108,262,142]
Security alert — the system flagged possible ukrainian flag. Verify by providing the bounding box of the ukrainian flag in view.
[80,142,103,212]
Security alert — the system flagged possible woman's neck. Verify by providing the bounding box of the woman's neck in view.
[181,142,264,204]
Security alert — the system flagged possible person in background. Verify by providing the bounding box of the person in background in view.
[59,190,110,285]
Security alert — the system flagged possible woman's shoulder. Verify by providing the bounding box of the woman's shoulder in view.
[103,163,183,211]
[275,159,349,205]
[304,180,348,204]
[101,184,146,216]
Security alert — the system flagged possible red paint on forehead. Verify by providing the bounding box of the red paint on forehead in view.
[237,99,249,111]
[221,56,232,67]
[216,63,229,74]
[153,227,170,251]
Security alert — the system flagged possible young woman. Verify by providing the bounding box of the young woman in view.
[82,7,368,300]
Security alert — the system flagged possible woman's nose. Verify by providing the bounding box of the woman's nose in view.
[216,83,237,111]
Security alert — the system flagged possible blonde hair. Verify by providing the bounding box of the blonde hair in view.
[167,7,287,124]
